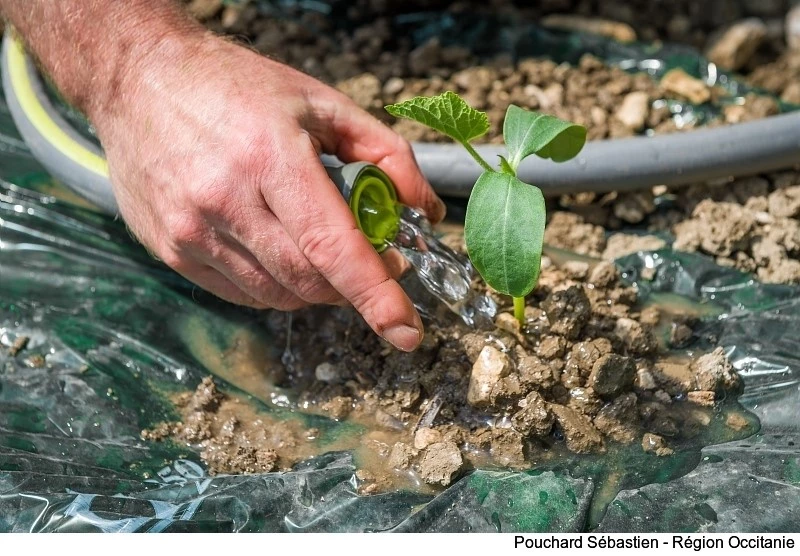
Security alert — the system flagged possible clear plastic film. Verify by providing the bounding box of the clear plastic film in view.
[1,33,799,534]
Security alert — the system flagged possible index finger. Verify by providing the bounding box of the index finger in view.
[262,135,424,352]
[324,97,446,224]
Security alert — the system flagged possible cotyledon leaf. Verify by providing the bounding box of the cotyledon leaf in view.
[464,171,546,297]
[504,105,587,170]
[385,91,490,145]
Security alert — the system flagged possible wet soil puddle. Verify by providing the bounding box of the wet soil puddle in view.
[158,287,759,528]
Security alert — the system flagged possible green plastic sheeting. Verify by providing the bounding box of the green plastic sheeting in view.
[1,15,799,531]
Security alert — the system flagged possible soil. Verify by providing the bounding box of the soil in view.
[142,377,320,475]
[150,239,749,484]
[278,249,746,476]
[144,235,751,487]
[543,167,800,285]
[672,187,800,283]
[189,0,791,70]
[184,1,795,144]
[747,50,800,105]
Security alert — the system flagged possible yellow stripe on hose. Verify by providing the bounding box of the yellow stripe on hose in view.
[7,35,109,178]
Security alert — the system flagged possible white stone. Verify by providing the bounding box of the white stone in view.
[706,18,767,70]
[315,362,339,383]
[615,91,650,131]
[661,69,711,105]
[413,427,443,450]
[467,346,511,407]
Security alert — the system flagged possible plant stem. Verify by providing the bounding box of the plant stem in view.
[499,155,517,177]
[461,141,494,173]
[513,296,526,327]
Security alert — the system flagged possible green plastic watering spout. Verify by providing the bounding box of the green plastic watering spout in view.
[325,162,401,252]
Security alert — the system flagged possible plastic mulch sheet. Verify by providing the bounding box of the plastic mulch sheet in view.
[1,28,799,533]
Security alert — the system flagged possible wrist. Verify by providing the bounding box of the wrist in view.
[83,5,211,126]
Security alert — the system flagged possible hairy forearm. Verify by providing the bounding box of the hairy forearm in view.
[0,0,207,120]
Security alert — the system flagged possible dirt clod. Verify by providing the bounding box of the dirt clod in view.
[669,323,694,348]
[388,442,417,470]
[593,392,640,443]
[589,354,636,398]
[588,261,619,288]
[614,317,658,356]
[537,335,568,360]
[189,377,223,413]
[642,433,674,456]
[511,391,554,437]
[320,396,353,420]
[551,404,605,454]
[7,336,29,357]
[569,339,613,375]
[491,429,526,467]
[726,412,750,431]
[674,200,755,257]
[418,441,463,486]
[660,68,711,104]
[687,390,717,406]
[541,285,592,339]
[414,427,443,450]
[615,91,650,131]
[142,377,317,475]
[545,212,606,257]
[692,347,743,394]
[707,18,767,70]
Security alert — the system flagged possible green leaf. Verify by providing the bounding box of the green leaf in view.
[465,171,546,297]
[385,92,490,145]
[503,105,587,170]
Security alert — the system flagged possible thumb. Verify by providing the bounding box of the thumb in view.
[261,138,425,351]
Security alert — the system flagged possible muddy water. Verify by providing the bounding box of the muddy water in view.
[166,288,758,523]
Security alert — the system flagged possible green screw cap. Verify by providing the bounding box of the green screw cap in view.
[326,162,401,252]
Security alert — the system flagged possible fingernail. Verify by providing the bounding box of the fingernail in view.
[435,197,447,222]
[383,324,422,352]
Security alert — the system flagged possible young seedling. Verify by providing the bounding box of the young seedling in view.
[386,92,586,326]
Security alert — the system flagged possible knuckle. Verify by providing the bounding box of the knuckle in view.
[280,255,335,303]
[164,211,205,251]
[297,224,358,278]
[295,275,337,304]
[354,280,394,324]
[364,291,415,338]
[240,132,280,187]
[189,183,232,218]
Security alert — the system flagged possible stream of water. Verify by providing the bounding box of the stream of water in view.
[389,206,497,328]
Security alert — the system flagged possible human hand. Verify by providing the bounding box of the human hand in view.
[89,34,445,351]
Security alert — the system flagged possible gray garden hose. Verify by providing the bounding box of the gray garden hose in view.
[4,31,800,216]
[420,115,800,197]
